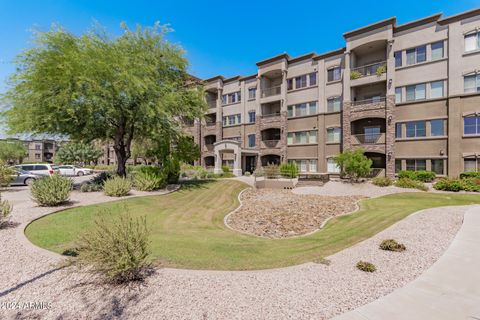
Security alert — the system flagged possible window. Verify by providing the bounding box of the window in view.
[327,97,342,112]
[395,123,402,138]
[464,74,480,93]
[228,115,235,125]
[309,72,317,86]
[248,111,256,123]
[309,160,317,172]
[327,67,341,82]
[287,131,317,145]
[296,103,307,116]
[464,116,480,135]
[406,159,426,171]
[287,101,317,117]
[287,105,294,118]
[464,32,480,52]
[430,81,444,98]
[295,75,307,89]
[223,114,241,126]
[222,116,227,126]
[406,83,426,101]
[395,87,402,103]
[248,134,256,148]
[309,101,317,115]
[222,92,241,104]
[248,87,256,100]
[35,154,41,159]
[431,159,444,175]
[394,51,402,67]
[395,160,402,173]
[406,121,426,138]
[431,41,444,60]
[406,45,426,65]
[430,119,445,136]
[327,158,340,173]
[327,128,341,143]
[464,158,478,172]
[236,114,241,124]
[287,79,293,90]
[35,144,41,150]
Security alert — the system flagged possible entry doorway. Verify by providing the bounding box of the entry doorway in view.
[245,156,256,173]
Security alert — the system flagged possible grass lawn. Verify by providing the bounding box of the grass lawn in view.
[25,179,480,270]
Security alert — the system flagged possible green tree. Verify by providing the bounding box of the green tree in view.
[55,142,103,165]
[0,140,27,164]
[2,23,206,176]
[335,149,372,182]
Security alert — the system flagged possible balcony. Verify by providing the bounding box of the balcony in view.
[350,61,387,87]
[205,121,216,127]
[352,96,386,107]
[352,133,385,145]
[261,140,280,148]
[261,85,281,98]
[204,144,214,152]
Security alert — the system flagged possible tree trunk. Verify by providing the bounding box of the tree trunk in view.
[112,120,134,177]
[114,145,128,177]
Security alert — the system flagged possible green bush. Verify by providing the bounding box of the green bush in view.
[279,163,299,178]
[244,171,251,177]
[163,157,180,184]
[460,172,480,179]
[103,176,132,197]
[31,174,72,206]
[133,170,167,191]
[376,65,387,76]
[398,170,436,182]
[0,193,12,226]
[372,176,392,187]
[394,178,428,191]
[335,149,372,181]
[222,165,231,173]
[356,261,376,272]
[77,208,151,283]
[0,164,14,188]
[263,164,280,179]
[433,178,464,192]
[462,178,480,192]
[350,70,361,80]
[91,171,114,186]
[80,183,102,193]
[379,239,406,252]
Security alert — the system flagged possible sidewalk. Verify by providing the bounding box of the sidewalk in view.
[334,205,480,320]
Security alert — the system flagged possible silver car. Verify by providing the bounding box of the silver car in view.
[10,169,40,186]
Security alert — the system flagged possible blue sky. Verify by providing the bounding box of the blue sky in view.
[0,0,478,93]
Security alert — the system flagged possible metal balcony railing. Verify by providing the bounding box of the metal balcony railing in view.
[352,133,386,144]
[261,140,280,148]
[261,85,281,98]
[350,61,387,79]
[351,97,386,107]
[260,112,281,118]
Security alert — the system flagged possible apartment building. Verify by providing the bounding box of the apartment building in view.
[0,137,63,163]
[185,8,480,178]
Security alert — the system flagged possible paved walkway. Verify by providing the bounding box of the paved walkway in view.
[334,205,480,320]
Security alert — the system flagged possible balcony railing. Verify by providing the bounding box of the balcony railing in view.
[205,121,216,127]
[204,144,214,151]
[261,140,280,148]
[350,61,387,79]
[352,133,385,144]
[261,85,281,98]
[260,112,281,118]
[351,97,386,107]
[206,100,216,109]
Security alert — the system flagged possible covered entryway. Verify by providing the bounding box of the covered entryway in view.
[365,152,386,177]
[213,140,242,176]
[261,154,281,166]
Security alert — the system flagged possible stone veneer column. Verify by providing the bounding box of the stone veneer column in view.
[385,95,396,178]
[194,120,201,166]
[216,88,223,142]
[342,101,352,151]
[280,111,288,163]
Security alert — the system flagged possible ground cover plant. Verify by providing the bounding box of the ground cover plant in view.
[31,174,72,206]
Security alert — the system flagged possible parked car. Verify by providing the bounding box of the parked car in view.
[10,169,42,186]
[14,164,59,176]
[57,165,93,176]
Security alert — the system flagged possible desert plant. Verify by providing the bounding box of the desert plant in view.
[379,239,406,252]
[76,208,151,283]
[356,261,376,272]
[398,170,435,182]
[394,178,428,191]
[133,170,167,191]
[0,193,12,227]
[91,171,115,186]
[350,70,361,79]
[376,65,386,76]
[0,164,15,188]
[80,182,103,193]
[103,176,132,197]
[462,178,480,192]
[244,171,251,177]
[460,172,480,179]
[263,163,280,179]
[31,174,72,206]
[434,177,480,192]
[279,163,299,178]
[372,176,392,187]
[335,149,372,182]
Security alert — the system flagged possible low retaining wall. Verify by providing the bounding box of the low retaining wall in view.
[255,179,296,189]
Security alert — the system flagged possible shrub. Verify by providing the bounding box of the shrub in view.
[460,172,480,179]
[163,157,180,184]
[218,172,235,178]
[91,171,114,186]
[222,165,231,173]
[356,261,376,272]
[462,178,480,192]
[244,171,251,177]
[279,163,299,178]
[76,208,151,283]
[394,178,428,191]
[335,149,372,182]
[379,239,406,252]
[133,170,167,191]
[0,164,14,188]
[376,65,387,76]
[263,163,280,179]
[398,170,416,180]
[350,70,361,80]
[433,178,464,192]
[398,170,435,182]
[103,176,132,197]
[372,176,392,187]
[80,183,102,193]
[0,193,12,226]
[31,174,72,206]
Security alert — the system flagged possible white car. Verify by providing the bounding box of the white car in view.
[15,164,59,176]
[57,165,92,176]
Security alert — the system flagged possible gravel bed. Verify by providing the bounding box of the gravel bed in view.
[0,183,468,319]
[226,188,364,238]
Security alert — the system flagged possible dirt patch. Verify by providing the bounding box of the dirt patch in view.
[226,188,365,238]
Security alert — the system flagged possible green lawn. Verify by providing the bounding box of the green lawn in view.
[25,179,480,270]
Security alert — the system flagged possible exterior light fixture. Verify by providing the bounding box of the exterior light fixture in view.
[387,115,393,124]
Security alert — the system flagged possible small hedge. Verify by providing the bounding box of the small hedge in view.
[379,239,406,252]
[133,167,167,191]
[433,177,480,192]
[398,170,436,182]
[0,194,12,227]
[395,178,428,191]
[263,164,280,179]
[372,176,392,187]
[103,176,132,197]
[459,172,480,179]
[31,175,72,206]
[356,261,376,273]
[279,163,299,178]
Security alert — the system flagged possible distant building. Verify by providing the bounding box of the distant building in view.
[0,137,67,164]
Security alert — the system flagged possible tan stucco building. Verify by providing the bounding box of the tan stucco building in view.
[186,9,480,178]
